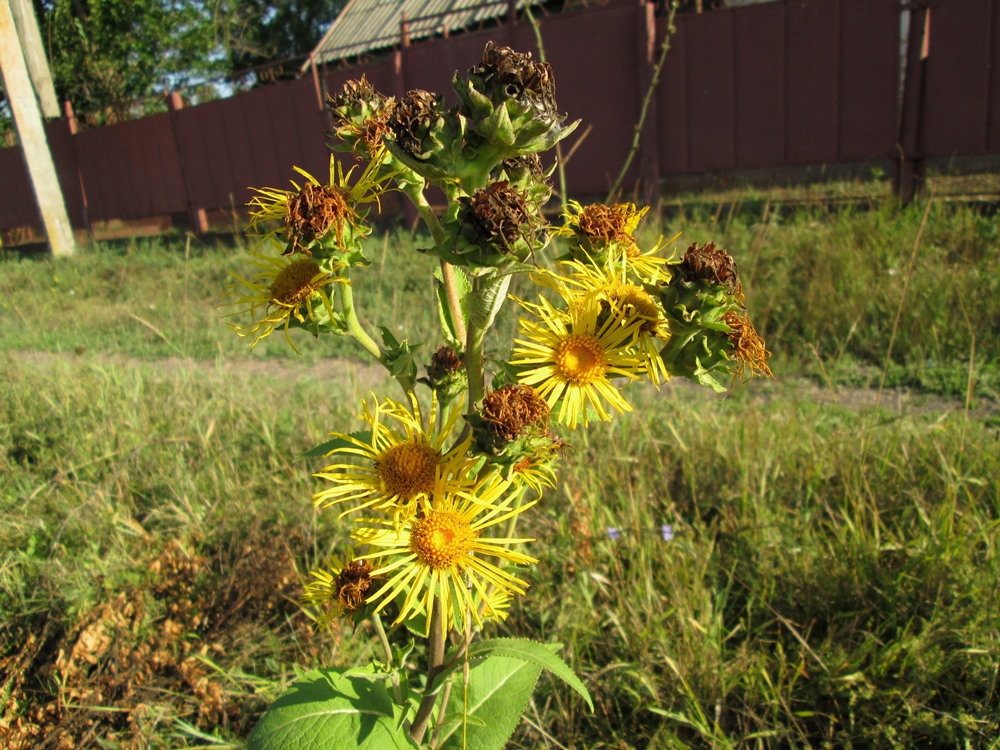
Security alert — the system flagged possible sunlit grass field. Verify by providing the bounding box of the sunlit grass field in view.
[1,196,998,748]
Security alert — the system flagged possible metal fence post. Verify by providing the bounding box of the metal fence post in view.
[166,92,209,233]
[894,3,929,203]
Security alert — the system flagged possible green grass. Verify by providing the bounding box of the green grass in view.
[1,196,998,748]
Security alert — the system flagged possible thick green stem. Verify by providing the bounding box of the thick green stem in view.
[339,279,382,361]
[409,600,448,745]
[464,319,488,412]
[371,613,404,707]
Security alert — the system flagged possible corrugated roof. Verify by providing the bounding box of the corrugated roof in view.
[308,0,540,66]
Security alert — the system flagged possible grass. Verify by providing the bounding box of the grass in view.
[1,195,998,748]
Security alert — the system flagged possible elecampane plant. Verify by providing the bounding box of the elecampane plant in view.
[227,42,771,750]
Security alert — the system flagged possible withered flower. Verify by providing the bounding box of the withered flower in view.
[334,559,375,612]
[388,89,446,158]
[470,42,558,124]
[677,242,744,300]
[723,311,773,381]
[480,384,551,443]
[285,182,354,252]
[328,76,397,156]
[465,181,537,252]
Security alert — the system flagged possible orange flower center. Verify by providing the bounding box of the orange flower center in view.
[375,439,440,500]
[410,511,477,569]
[555,334,606,385]
[270,258,321,306]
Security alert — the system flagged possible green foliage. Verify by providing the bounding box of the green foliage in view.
[247,667,417,750]
[36,0,224,124]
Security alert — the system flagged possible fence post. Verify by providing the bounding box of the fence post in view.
[63,100,92,237]
[894,4,929,203]
[166,92,209,234]
[636,0,661,208]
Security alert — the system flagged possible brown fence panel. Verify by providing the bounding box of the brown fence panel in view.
[659,14,689,174]
[683,11,736,172]
[734,3,786,169]
[515,2,641,195]
[0,146,37,229]
[785,0,840,165]
[837,0,898,162]
[44,120,87,226]
[991,0,1000,152]
[171,77,329,217]
[72,112,185,222]
[921,0,995,158]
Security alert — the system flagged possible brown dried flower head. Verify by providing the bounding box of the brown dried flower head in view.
[723,311,773,380]
[387,89,444,156]
[335,559,374,612]
[577,203,640,247]
[467,181,534,249]
[472,42,557,121]
[285,182,353,251]
[679,242,744,300]
[481,384,550,443]
[427,345,465,382]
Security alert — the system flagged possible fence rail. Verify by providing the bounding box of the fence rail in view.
[2,0,998,240]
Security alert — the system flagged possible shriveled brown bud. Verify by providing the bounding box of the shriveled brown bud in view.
[335,559,374,612]
[576,203,642,246]
[427,345,464,381]
[285,182,353,252]
[471,42,558,122]
[481,384,550,443]
[466,181,535,249]
[679,242,743,299]
[387,89,444,157]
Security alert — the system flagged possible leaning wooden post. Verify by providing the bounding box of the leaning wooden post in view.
[0,0,76,256]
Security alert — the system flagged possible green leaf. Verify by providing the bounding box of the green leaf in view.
[468,274,512,331]
[247,668,418,750]
[466,638,594,711]
[436,655,543,750]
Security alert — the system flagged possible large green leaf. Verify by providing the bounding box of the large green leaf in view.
[247,668,417,750]
[466,638,593,711]
[436,655,542,750]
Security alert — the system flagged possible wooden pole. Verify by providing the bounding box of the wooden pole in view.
[0,0,76,256]
[7,0,59,117]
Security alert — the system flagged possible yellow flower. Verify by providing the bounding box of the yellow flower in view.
[536,261,671,386]
[313,393,476,522]
[511,294,646,429]
[353,472,536,633]
[226,253,342,352]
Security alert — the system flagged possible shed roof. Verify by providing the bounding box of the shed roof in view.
[308,0,540,66]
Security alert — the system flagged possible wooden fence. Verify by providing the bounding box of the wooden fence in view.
[1,0,998,240]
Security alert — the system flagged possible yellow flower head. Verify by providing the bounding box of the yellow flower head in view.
[313,392,476,522]
[511,294,646,429]
[353,472,537,633]
[226,252,342,352]
[536,261,671,386]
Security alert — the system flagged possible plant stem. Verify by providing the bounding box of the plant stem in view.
[371,613,404,706]
[339,278,381,361]
[409,600,448,745]
[402,183,468,347]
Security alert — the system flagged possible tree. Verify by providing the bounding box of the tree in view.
[30,0,224,126]
[218,0,346,87]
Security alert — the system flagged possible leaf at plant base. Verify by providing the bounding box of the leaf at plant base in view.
[436,654,542,750]
[466,638,593,710]
[247,668,418,750]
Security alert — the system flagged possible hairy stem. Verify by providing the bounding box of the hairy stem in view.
[409,600,448,745]
[339,279,381,361]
